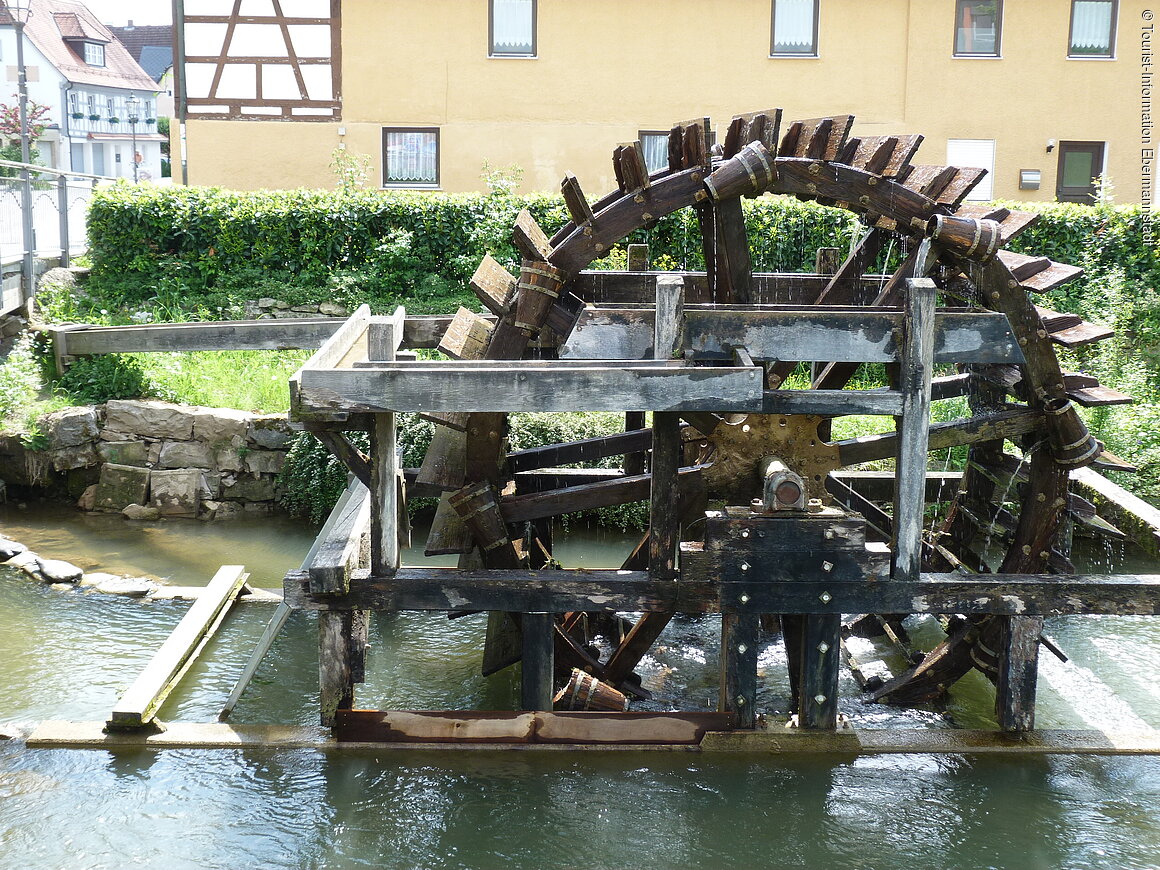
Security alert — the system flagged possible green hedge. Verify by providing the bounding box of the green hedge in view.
[85,184,1160,507]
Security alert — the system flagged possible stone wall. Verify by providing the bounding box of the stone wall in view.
[1,399,294,521]
[241,298,348,319]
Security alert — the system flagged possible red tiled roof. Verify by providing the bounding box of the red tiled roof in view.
[108,24,172,63]
[21,0,158,91]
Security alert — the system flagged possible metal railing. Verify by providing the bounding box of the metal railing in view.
[0,159,113,316]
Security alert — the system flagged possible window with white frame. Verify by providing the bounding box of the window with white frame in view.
[946,139,995,200]
[639,132,669,174]
[770,0,818,56]
[954,0,1002,56]
[382,128,440,187]
[84,42,105,67]
[490,0,536,57]
[68,93,79,115]
[1069,0,1117,57]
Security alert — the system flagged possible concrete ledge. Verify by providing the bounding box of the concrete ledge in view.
[24,721,1160,755]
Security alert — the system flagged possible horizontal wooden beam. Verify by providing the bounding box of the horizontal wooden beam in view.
[571,271,892,306]
[508,428,654,472]
[54,317,352,356]
[286,567,1160,617]
[561,306,1023,365]
[836,408,1043,467]
[295,364,763,414]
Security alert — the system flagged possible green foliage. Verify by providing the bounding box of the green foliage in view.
[277,431,364,524]
[0,334,43,426]
[55,353,148,404]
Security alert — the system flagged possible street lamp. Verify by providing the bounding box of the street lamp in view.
[6,0,35,303]
[127,94,139,182]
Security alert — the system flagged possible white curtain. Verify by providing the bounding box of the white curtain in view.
[1071,1,1114,54]
[773,0,815,54]
[640,135,668,174]
[386,131,437,184]
[493,0,534,54]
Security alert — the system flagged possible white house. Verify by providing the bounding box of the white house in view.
[0,0,162,180]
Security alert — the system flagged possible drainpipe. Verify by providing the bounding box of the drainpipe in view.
[172,0,189,185]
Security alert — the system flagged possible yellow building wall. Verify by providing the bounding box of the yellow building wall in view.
[185,0,1147,203]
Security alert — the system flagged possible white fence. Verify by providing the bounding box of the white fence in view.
[0,161,109,316]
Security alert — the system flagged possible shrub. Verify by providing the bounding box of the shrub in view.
[55,353,148,404]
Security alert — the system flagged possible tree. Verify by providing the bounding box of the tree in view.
[0,95,52,143]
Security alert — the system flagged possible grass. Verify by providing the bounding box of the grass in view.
[132,349,310,413]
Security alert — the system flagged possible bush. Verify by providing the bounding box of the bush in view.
[55,353,148,404]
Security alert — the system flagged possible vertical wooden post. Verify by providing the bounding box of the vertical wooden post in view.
[521,612,555,711]
[893,277,937,582]
[319,611,354,726]
[799,614,842,729]
[320,316,399,727]
[719,612,759,728]
[650,276,684,580]
[624,246,650,475]
[995,615,1042,732]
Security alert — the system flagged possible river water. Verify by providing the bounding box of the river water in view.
[2,503,1160,869]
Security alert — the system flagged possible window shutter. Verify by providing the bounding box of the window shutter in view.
[946,139,995,201]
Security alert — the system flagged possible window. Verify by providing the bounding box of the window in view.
[84,42,105,67]
[1070,0,1117,57]
[68,93,78,115]
[946,139,995,201]
[490,0,536,57]
[954,0,1001,56]
[770,0,818,56]
[382,128,439,187]
[1056,141,1105,202]
[639,132,669,174]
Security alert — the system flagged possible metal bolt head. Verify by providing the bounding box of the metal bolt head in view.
[822,560,834,572]
[819,591,832,603]
[824,529,834,540]
[740,593,750,604]
[814,694,827,705]
[740,562,749,572]
[817,641,830,654]
[741,529,750,538]
[737,643,748,655]
[736,695,746,706]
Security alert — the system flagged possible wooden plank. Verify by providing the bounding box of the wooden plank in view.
[561,306,1022,365]
[571,271,893,306]
[893,278,937,582]
[296,364,765,414]
[561,172,596,227]
[935,167,987,206]
[835,408,1043,467]
[508,427,655,473]
[1017,260,1085,293]
[499,467,703,523]
[774,158,938,230]
[1050,321,1115,347]
[109,565,248,729]
[308,482,371,593]
[294,305,370,374]
[333,709,735,745]
[513,209,553,262]
[424,493,475,555]
[319,610,355,727]
[438,307,493,360]
[1068,384,1133,407]
[53,317,351,356]
[470,256,517,318]
[285,567,1160,617]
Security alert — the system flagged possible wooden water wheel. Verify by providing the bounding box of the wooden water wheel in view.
[356,111,1136,730]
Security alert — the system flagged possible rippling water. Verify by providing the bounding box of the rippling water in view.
[2,509,1160,868]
